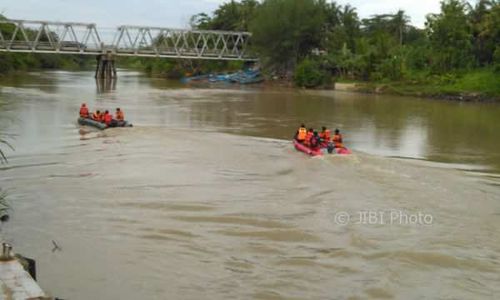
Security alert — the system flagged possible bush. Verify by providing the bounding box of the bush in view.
[0,54,14,74]
[378,56,404,81]
[294,58,330,88]
[369,71,383,82]
[494,46,500,73]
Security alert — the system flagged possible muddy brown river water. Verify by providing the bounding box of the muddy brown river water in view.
[0,70,499,299]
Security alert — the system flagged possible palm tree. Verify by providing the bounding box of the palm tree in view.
[392,10,410,46]
[323,1,342,31]
[340,5,360,52]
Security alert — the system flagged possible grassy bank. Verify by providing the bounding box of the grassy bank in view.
[336,68,500,102]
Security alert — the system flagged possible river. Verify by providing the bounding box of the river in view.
[0,70,499,299]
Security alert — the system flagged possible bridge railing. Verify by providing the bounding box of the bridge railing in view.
[0,19,256,61]
[111,26,251,60]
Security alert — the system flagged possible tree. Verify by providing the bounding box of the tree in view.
[189,13,212,30]
[191,0,259,31]
[318,0,342,32]
[426,0,474,71]
[294,58,329,87]
[468,0,500,65]
[362,10,410,46]
[392,10,411,45]
[340,5,361,52]
[250,0,326,72]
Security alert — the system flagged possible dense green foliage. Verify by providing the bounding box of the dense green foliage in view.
[120,57,244,78]
[294,58,330,87]
[0,52,90,74]
[191,0,259,31]
[250,0,325,71]
[193,0,500,93]
[1,2,498,96]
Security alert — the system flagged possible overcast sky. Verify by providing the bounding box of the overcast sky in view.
[1,0,448,29]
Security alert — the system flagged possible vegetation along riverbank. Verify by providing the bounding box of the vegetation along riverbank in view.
[2,1,499,102]
[186,0,499,101]
[334,68,500,102]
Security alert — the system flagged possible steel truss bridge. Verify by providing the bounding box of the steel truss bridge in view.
[0,19,256,61]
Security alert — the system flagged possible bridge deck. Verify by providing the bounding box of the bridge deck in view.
[0,19,257,61]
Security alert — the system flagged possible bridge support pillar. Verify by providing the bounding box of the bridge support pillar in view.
[95,51,117,79]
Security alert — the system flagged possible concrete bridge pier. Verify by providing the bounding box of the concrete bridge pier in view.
[96,77,117,93]
[95,51,117,79]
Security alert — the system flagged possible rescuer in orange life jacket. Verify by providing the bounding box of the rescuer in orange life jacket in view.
[92,110,101,121]
[103,110,113,126]
[304,128,314,146]
[295,124,307,143]
[319,126,331,142]
[332,128,344,148]
[79,103,89,118]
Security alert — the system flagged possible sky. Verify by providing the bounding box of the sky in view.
[0,0,449,29]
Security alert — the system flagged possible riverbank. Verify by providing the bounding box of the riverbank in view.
[334,69,500,103]
[0,53,93,76]
[176,67,500,103]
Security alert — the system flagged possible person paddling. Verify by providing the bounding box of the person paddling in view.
[295,124,307,143]
[79,103,89,118]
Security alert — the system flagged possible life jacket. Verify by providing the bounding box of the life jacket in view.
[92,112,100,121]
[103,113,112,125]
[319,129,331,141]
[304,132,313,146]
[79,106,89,118]
[297,127,307,141]
[115,111,124,121]
[333,134,343,148]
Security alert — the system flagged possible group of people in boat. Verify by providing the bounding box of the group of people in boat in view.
[294,124,344,151]
[79,103,125,127]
